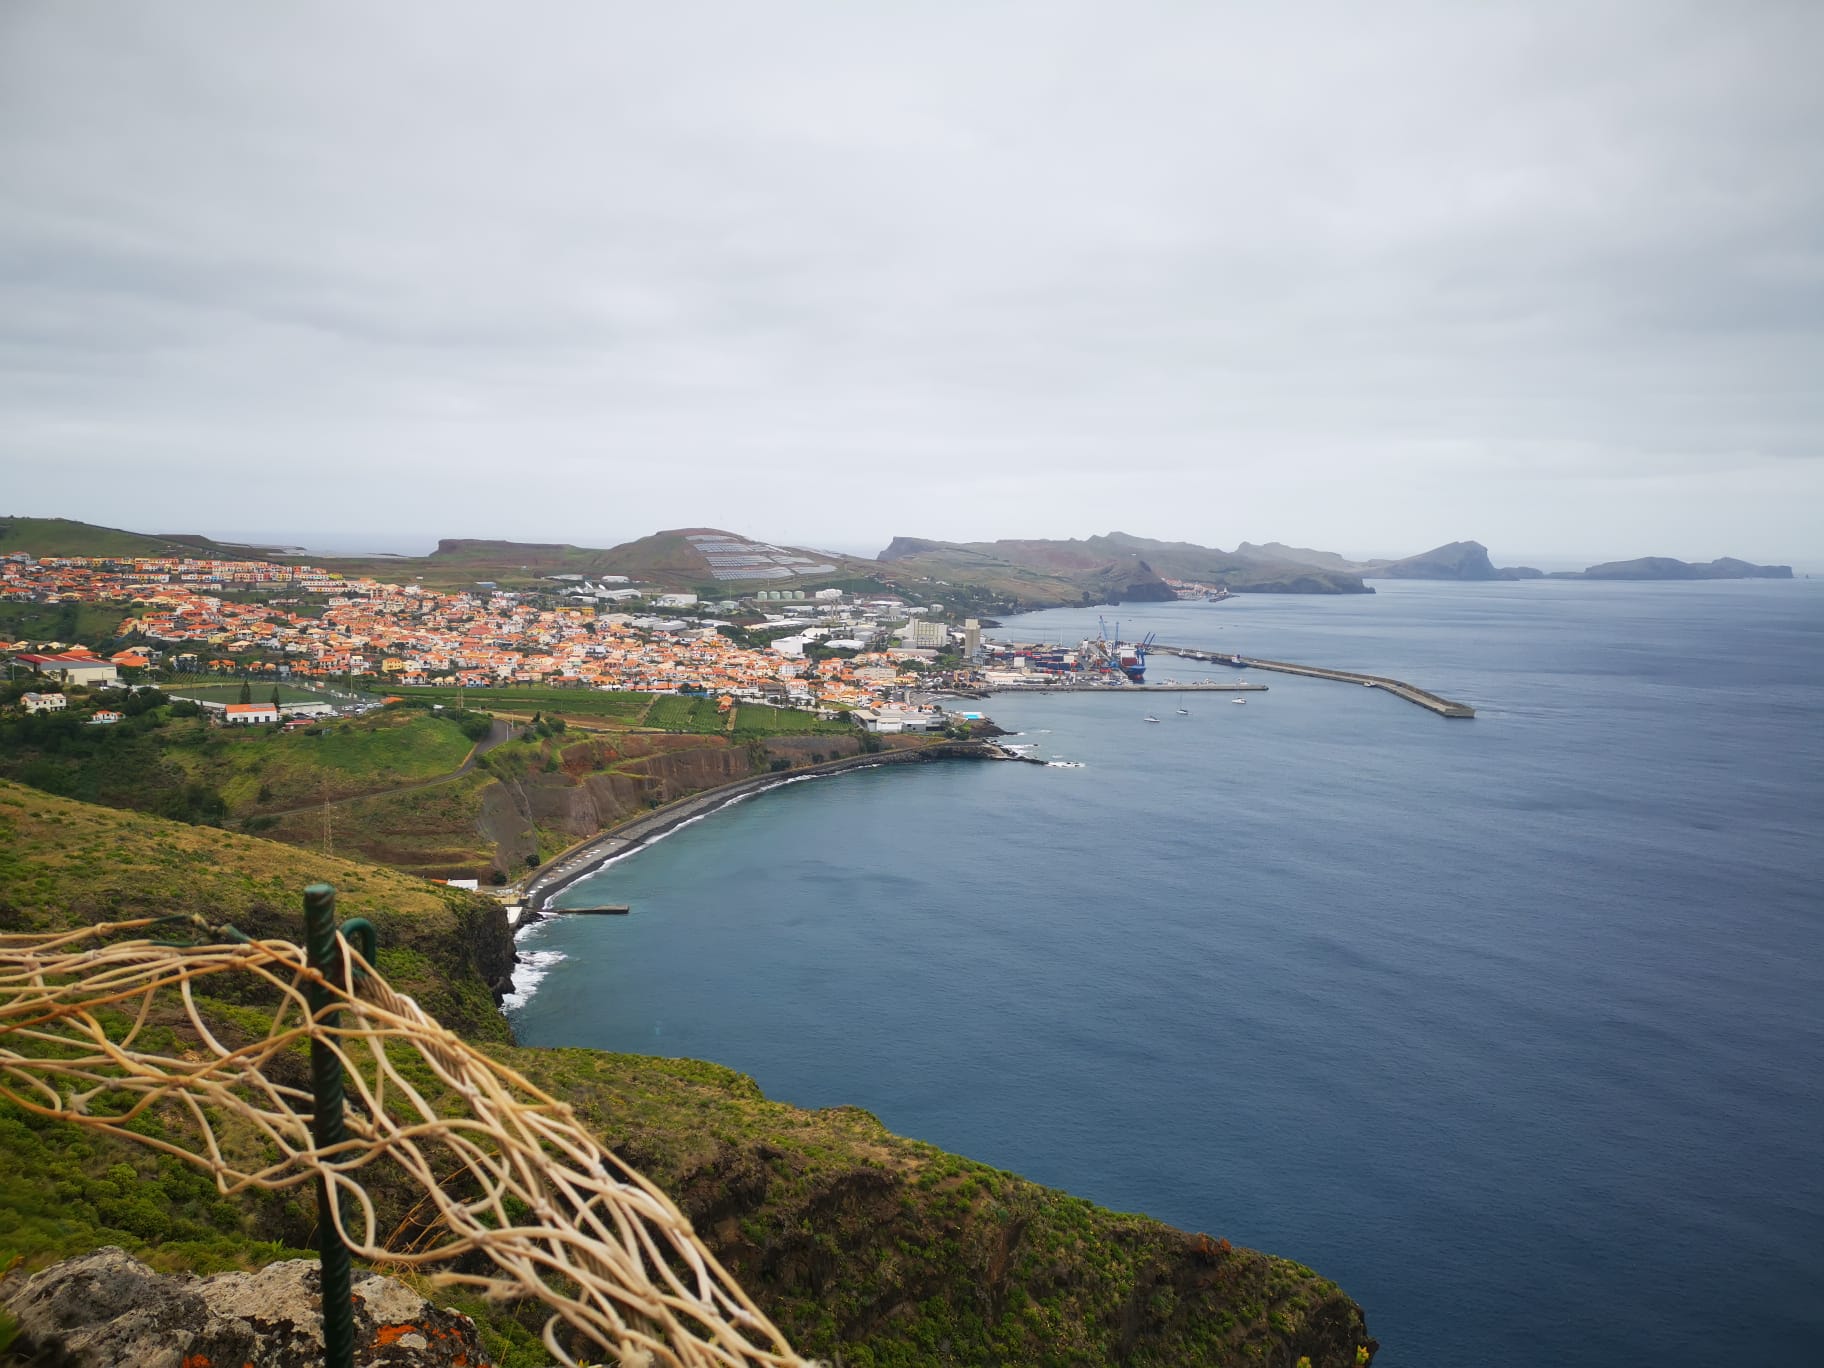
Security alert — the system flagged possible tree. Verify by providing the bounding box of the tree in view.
[270,686,281,709]
[238,679,252,705]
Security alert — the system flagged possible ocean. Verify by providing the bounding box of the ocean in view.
[509,579,1824,1367]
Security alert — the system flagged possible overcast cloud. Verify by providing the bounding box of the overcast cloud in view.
[2,1,1821,563]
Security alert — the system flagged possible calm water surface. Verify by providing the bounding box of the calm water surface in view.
[512,580,1824,1367]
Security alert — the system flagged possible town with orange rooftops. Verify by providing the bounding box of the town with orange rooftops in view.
[0,544,989,729]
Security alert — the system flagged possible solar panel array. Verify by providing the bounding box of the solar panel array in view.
[685,534,836,581]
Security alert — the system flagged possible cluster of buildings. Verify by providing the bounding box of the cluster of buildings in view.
[3,549,989,726]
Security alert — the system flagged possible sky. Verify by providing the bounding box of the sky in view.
[3,2,1821,565]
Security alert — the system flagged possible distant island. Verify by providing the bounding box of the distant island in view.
[1549,555,1794,581]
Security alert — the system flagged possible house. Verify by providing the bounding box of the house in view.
[87,710,124,726]
[11,652,120,686]
[20,691,67,714]
[222,703,281,725]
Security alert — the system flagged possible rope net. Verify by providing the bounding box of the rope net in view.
[0,918,819,1368]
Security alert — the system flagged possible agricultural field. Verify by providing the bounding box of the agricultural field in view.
[731,705,853,737]
[388,685,653,721]
[644,695,727,733]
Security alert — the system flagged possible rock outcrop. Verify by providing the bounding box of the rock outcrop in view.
[0,1248,491,1367]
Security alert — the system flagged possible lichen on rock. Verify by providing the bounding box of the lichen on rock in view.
[0,1247,491,1367]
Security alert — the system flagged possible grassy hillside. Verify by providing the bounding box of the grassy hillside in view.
[0,703,484,824]
[0,599,132,648]
[0,783,1376,1367]
[0,687,866,881]
[0,780,513,1041]
[387,683,658,722]
[0,515,276,561]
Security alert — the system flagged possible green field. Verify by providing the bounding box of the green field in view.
[387,685,653,720]
[197,710,477,810]
[731,704,852,737]
[644,695,728,733]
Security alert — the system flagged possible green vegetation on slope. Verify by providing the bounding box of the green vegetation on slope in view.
[0,781,1374,1367]
[387,683,656,722]
[0,703,481,822]
[731,704,854,737]
[0,780,513,1041]
[0,598,132,648]
[645,694,728,732]
[0,515,276,561]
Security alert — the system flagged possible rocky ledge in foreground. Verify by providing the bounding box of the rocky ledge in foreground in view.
[0,1248,488,1368]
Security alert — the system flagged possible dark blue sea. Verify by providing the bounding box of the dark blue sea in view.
[511,580,1824,1367]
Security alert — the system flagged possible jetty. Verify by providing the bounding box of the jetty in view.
[547,904,631,916]
[1157,647,1475,718]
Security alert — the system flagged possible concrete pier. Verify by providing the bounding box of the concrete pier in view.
[1157,647,1475,718]
[986,680,1268,694]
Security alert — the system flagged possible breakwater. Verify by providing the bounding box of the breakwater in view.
[520,740,1025,910]
[987,680,1269,694]
[1157,646,1476,717]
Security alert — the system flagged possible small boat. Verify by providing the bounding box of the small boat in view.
[1176,706,1190,715]
[1144,715,1160,723]
[1231,697,1247,705]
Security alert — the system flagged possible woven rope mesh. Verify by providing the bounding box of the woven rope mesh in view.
[0,918,820,1368]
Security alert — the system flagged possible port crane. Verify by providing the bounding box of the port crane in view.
[1089,619,1155,682]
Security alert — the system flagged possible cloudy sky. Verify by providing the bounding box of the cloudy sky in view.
[3,2,1820,564]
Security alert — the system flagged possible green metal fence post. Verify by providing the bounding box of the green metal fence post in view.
[303,882,357,1368]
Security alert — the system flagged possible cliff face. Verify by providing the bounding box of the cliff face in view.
[475,733,870,869]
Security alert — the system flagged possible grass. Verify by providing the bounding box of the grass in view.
[0,516,256,560]
[731,704,853,737]
[0,599,131,647]
[645,695,727,733]
[389,684,655,721]
[0,779,514,1042]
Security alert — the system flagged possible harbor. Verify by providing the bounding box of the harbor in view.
[974,623,1472,717]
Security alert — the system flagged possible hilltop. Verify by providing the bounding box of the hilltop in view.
[880,532,1373,599]
[0,779,1376,1366]
[0,515,285,563]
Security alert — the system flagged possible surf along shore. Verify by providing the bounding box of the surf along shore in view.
[519,738,1030,913]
